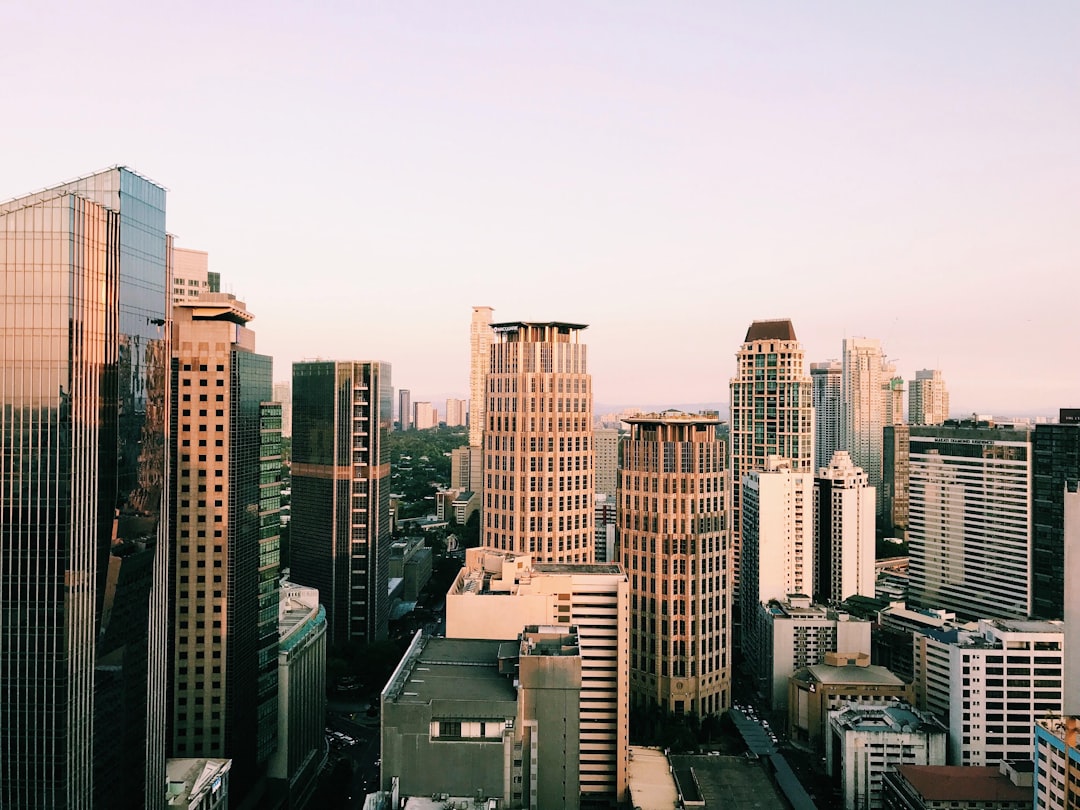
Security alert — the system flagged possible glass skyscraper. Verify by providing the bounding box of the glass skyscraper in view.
[0,168,170,809]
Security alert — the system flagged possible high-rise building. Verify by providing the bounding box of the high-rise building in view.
[172,247,212,304]
[398,388,412,430]
[594,427,620,499]
[272,381,292,438]
[170,294,281,797]
[413,401,437,430]
[908,369,950,426]
[594,493,617,563]
[881,424,910,538]
[470,306,494,447]
[446,548,629,804]
[811,360,842,473]
[484,321,595,563]
[445,397,466,427]
[814,451,875,604]
[291,360,392,645]
[729,320,814,598]
[1031,410,1080,619]
[740,456,815,686]
[0,167,171,809]
[907,421,1032,620]
[619,412,730,718]
[841,337,885,512]
[881,366,905,428]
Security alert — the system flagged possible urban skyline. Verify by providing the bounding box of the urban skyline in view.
[3,3,1077,416]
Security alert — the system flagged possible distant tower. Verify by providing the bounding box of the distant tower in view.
[730,320,814,599]
[291,360,392,644]
[908,369,950,426]
[172,247,212,304]
[273,380,292,438]
[594,428,620,499]
[811,361,842,472]
[398,388,412,431]
[620,412,730,718]
[881,361,904,427]
[413,401,437,430]
[1031,409,1080,619]
[171,294,281,797]
[485,321,594,563]
[814,451,875,603]
[445,398,466,428]
[841,338,885,509]
[469,306,494,447]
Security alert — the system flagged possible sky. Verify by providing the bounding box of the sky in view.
[3,2,1078,416]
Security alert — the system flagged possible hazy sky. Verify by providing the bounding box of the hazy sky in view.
[3,2,1077,415]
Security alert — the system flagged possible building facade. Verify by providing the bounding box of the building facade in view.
[841,337,885,511]
[882,424,910,538]
[908,370,950,426]
[445,397,466,427]
[811,360,843,473]
[483,321,595,563]
[0,168,171,809]
[594,427,620,499]
[398,388,411,431]
[814,451,876,603]
[619,412,730,718]
[413,401,437,430]
[469,306,493,447]
[170,295,281,798]
[272,380,292,438]
[291,360,392,645]
[729,320,814,599]
[907,421,1032,620]
[445,549,629,803]
[1031,412,1080,619]
[172,246,211,305]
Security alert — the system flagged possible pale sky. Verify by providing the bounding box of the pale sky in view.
[3,2,1077,415]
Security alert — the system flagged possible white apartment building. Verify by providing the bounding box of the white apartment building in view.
[909,369,950,426]
[914,619,1064,766]
[811,360,842,473]
[445,397,466,427]
[172,246,211,304]
[445,548,629,804]
[907,422,1032,620]
[827,703,947,810]
[814,451,876,603]
[413,401,437,430]
[841,337,885,508]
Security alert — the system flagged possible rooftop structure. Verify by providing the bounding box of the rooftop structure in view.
[165,758,231,810]
[882,762,1032,809]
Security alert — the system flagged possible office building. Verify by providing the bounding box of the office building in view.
[173,246,211,304]
[841,337,885,511]
[827,704,947,810]
[814,451,875,603]
[730,320,814,600]
[740,456,815,678]
[812,360,843,473]
[881,762,1033,810]
[291,360,392,645]
[913,619,1063,766]
[170,295,281,799]
[1031,410,1080,619]
[413,400,437,429]
[446,548,629,803]
[874,603,958,684]
[908,370,950,426]
[907,421,1032,620]
[595,493,617,563]
[470,306,494,446]
[788,656,911,750]
[484,321,595,563]
[445,397,466,427]
[381,628,583,810]
[272,380,292,438]
[267,581,327,809]
[398,388,412,430]
[619,412,730,718]
[882,424,910,538]
[594,427,620,499]
[0,167,170,809]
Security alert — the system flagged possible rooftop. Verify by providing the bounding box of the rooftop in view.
[491,320,588,332]
[831,703,945,735]
[383,635,518,706]
[893,765,1031,802]
[797,662,906,687]
[744,319,797,342]
[623,410,722,427]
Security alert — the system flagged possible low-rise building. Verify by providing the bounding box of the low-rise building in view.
[826,703,947,810]
[881,761,1033,810]
[166,758,231,810]
[788,654,912,750]
[388,537,433,601]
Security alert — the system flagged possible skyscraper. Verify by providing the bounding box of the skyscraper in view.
[398,388,412,431]
[413,401,437,429]
[445,397,466,427]
[729,320,814,597]
[484,321,595,563]
[291,360,392,645]
[881,365,904,427]
[1031,409,1080,619]
[907,420,1032,620]
[908,369,950,426]
[811,360,842,473]
[272,380,292,438]
[469,306,493,447]
[813,451,875,603]
[0,168,170,809]
[593,427,620,499]
[882,424,911,538]
[170,294,281,797]
[620,412,730,718]
[841,337,885,509]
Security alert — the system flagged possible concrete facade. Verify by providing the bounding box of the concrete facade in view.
[814,451,876,603]
[908,370,950,427]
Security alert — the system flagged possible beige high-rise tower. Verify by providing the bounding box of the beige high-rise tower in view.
[469,306,494,447]
[729,320,814,598]
[620,412,730,718]
[841,337,885,510]
[908,369,950,426]
[484,320,594,563]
